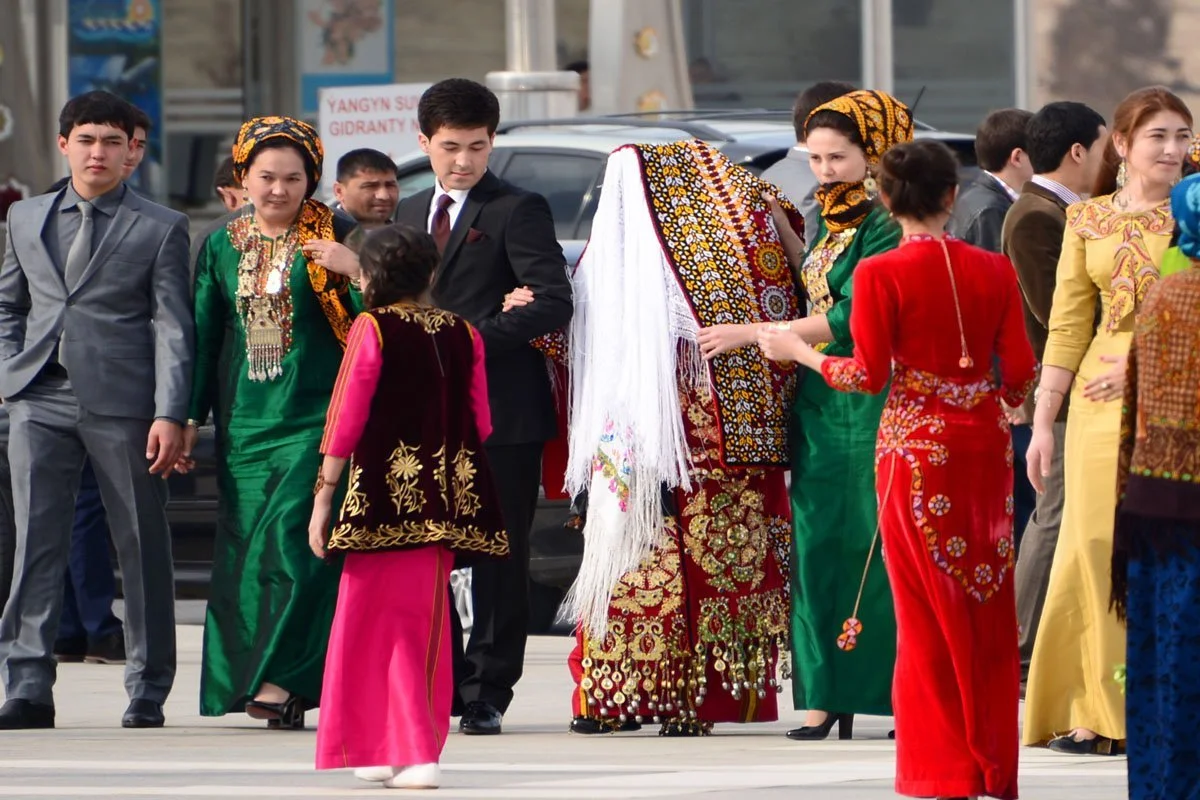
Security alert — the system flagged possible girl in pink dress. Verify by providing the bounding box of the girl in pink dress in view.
[309,224,509,790]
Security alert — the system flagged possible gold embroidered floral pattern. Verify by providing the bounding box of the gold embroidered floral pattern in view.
[342,463,369,517]
[385,443,425,514]
[376,302,456,335]
[1069,195,1172,333]
[431,444,448,506]
[451,449,482,517]
[610,522,685,619]
[327,519,510,556]
[893,365,995,409]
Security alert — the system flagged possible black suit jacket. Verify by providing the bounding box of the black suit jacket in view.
[948,173,1014,253]
[394,171,572,446]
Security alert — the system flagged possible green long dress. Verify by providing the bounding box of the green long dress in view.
[190,221,361,716]
[789,205,900,716]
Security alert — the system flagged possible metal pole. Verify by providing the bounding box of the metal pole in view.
[1014,0,1031,108]
[505,0,557,72]
[860,0,894,93]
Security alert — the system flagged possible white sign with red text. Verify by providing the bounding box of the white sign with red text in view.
[317,82,430,201]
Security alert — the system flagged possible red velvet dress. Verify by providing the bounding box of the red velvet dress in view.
[819,236,1036,799]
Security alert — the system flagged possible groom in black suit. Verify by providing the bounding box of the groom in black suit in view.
[394,78,572,735]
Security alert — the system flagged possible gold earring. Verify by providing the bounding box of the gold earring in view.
[1116,161,1128,188]
[864,175,878,197]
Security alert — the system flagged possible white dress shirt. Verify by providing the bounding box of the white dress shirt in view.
[427,181,470,234]
[1030,174,1082,207]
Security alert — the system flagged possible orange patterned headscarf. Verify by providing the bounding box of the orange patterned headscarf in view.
[806,90,913,233]
[808,90,914,166]
[232,116,324,198]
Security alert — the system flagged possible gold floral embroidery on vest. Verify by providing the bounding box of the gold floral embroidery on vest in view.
[385,443,425,514]
[327,519,510,556]
[452,449,482,517]
[376,303,456,335]
[342,463,369,517]
[1069,195,1172,333]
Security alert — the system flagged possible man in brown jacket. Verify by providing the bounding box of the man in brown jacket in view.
[1000,101,1106,692]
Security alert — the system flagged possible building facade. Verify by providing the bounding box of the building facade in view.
[6,0,1200,215]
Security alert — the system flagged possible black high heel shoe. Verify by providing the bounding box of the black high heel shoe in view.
[785,712,854,741]
[246,694,306,730]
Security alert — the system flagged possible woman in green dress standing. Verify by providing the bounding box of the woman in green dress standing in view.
[698,90,912,740]
[182,117,363,727]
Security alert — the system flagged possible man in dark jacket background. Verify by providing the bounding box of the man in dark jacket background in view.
[949,108,1034,251]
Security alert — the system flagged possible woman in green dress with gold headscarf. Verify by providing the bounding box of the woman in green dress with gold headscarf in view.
[183,117,364,727]
[699,90,912,739]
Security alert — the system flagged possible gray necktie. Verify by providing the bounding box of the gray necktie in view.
[63,200,94,289]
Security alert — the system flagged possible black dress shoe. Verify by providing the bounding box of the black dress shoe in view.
[84,631,126,665]
[52,637,87,663]
[569,716,642,734]
[0,699,55,729]
[459,700,502,735]
[121,699,164,729]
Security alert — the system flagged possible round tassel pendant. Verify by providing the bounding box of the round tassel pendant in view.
[959,356,973,369]
[837,617,863,652]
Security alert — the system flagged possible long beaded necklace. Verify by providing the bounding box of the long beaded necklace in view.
[232,216,300,381]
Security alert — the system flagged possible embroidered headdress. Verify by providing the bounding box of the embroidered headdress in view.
[807,90,914,232]
[232,116,324,197]
[564,140,801,636]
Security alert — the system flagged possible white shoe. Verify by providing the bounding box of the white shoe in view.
[383,763,440,789]
[354,766,396,782]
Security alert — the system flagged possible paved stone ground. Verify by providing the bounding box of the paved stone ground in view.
[0,615,1128,799]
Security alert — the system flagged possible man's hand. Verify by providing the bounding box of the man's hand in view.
[146,420,184,478]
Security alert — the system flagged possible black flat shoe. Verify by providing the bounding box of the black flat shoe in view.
[121,699,164,728]
[459,700,502,735]
[0,699,55,729]
[84,631,126,665]
[569,716,642,734]
[786,712,853,741]
[1047,732,1122,755]
[247,694,305,730]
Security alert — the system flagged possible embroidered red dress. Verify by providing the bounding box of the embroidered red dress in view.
[820,236,1036,799]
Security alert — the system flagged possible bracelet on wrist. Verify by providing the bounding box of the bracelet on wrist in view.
[313,473,338,494]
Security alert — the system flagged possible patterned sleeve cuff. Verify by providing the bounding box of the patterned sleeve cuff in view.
[820,356,869,393]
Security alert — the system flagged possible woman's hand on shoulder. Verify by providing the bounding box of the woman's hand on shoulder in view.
[304,240,360,278]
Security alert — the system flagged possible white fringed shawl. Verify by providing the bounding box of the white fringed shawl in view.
[563,147,702,637]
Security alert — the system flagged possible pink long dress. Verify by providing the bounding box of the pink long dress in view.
[315,311,492,770]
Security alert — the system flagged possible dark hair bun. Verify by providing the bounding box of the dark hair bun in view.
[878,140,959,221]
[357,224,441,309]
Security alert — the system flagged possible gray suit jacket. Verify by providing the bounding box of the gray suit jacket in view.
[0,187,194,422]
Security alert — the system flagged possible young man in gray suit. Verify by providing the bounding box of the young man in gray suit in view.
[0,91,194,729]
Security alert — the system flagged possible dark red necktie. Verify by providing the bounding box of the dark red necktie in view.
[431,193,455,253]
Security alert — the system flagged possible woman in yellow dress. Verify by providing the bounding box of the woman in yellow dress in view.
[1023,86,1193,754]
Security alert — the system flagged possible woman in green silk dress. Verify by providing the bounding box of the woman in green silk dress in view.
[183,117,363,727]
[698,90,912,740]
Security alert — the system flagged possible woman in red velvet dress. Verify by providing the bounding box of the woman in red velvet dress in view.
[759,140,1036,800]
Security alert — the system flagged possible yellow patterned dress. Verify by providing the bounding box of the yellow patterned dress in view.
[1022,194,1172,746]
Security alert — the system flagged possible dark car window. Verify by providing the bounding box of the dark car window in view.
[396,160,437,198]
[501,152,604,240]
